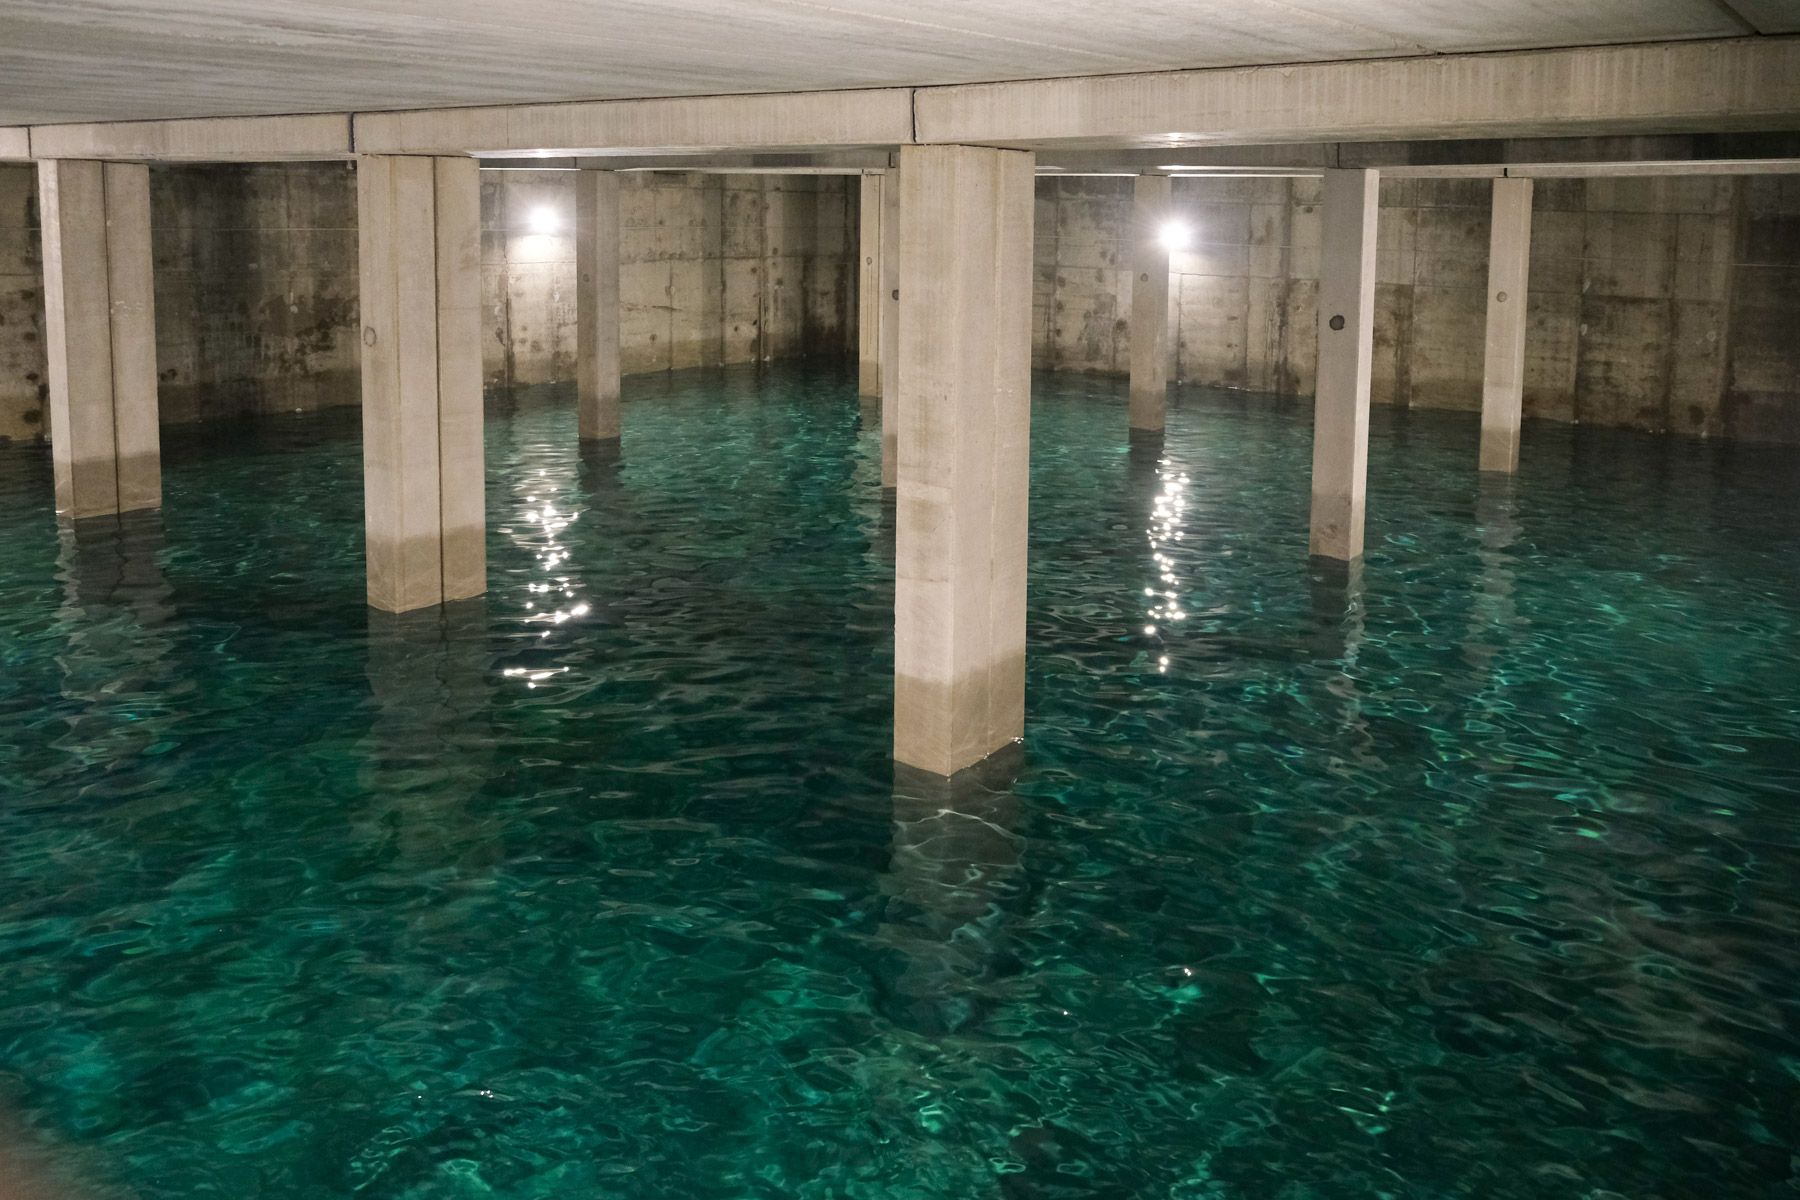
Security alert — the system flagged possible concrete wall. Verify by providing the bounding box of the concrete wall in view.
[0,163,854,440]
[151,162,362,423]
[5,160,1795,444]
[482,169,853,387]
[1035,173,1800,443]
[0,167,44,442]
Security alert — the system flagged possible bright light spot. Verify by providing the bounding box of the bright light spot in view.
[528,205,561,235]
[1157,219,1191,253]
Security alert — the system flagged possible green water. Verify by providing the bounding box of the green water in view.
[0,366,1796,1198]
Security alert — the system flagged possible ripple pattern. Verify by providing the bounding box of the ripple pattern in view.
[0,365,1796,1198]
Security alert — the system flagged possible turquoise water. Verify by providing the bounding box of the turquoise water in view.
[0,366,1797,1199]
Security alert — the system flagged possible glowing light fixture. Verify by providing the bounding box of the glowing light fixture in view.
[527,205,561,235]
[1157,219,1192,253]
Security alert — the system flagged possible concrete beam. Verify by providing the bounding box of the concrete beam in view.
[1480,179,1532,474]
[18,42,1800,165]
[916,37,1800,149]
[575,170,622,443]
[37,160,160,520]
[1309,169,1378,563]
[1159,158,1800,180]
[893,144,1034,777]
[357,89,913,157]
[571,150,893,173]
[28,113,351,161]
[1043,133,1800,177]
[1044,146,1338,173]
[358,154,485,613]
[857,174,883,399]
[1128,174,1172,433]
[0,127,28,161]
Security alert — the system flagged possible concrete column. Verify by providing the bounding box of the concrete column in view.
[857,172,883,399]
[576,169,622,443]
[1129,174,1173,433]
[357,154,485,613]
[37,159,159,520]
[893,144,1034,776]
[1309,169,1379,562]
[1480,178,1534,473]
[878,162,902,488]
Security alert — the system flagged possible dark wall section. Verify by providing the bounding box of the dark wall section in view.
[0,163,856,440]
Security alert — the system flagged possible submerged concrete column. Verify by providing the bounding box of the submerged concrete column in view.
[357,154,485,613]
[37,160,159,519]
[857,172,884,399]
[1309,169,1379,562]
[893,144,1034,776]
[1480,178,1534,474]
[1129,174,1173,434]
[576,169,622,443]
[879,162,902,488]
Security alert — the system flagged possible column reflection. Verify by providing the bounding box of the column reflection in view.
[1307,556,1372,748]
[1465,475,1521,675]
[55,510,176,752]
[871,747,1027,1038]
[360,600,498,863]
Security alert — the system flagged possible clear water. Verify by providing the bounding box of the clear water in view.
[0,366,1796,1199]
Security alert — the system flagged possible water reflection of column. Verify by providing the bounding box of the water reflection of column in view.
[1464,476,1521,676]
[1306,556,1371,749]
[55,511,175,742]
[360,601,496,862]
[873,748,1026,1038]
[853,753,1028,1198]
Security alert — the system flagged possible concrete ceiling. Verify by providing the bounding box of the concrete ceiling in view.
[0,0,1790,126]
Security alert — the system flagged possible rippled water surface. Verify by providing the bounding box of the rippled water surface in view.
[0,366,1797,1199]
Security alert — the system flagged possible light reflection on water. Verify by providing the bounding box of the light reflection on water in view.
[0,364,1795,1198]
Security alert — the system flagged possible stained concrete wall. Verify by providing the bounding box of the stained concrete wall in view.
[482,169,853,388]
[0,163,854,440]
[1035,174,1800,443]
[152,162,362,423]
[0,167,44,442]
[1728,177,1800,444]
